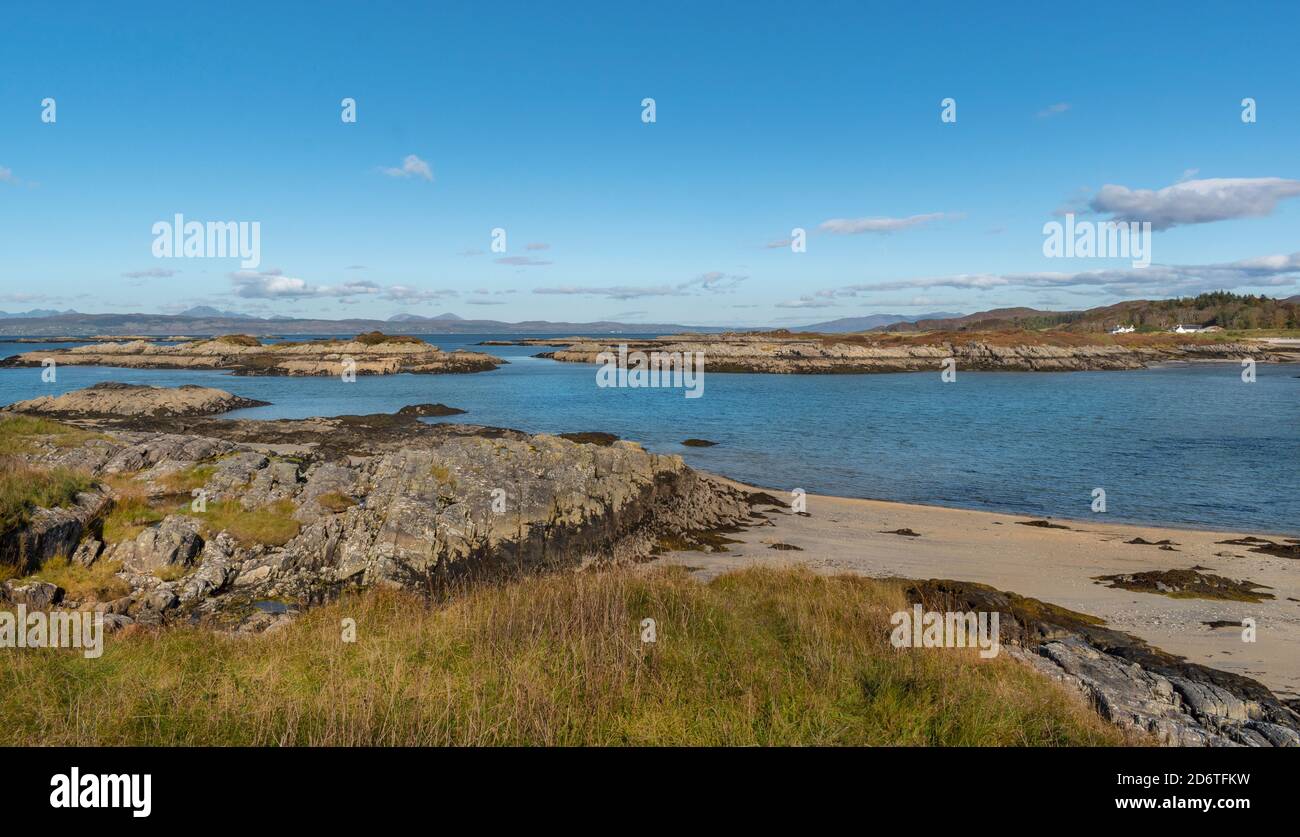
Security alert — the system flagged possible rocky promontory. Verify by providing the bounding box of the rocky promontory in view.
[0,407,758,630]
[0,333,503,376]
[511,332,1299,373]
[4,382,268,418]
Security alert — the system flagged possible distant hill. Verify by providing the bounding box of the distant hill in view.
[177,306,254,319]
[0,310,735,337]
[875,293,1300,333]
[791,312,962,333]
[0,308,79,320]
[388,312,464,322]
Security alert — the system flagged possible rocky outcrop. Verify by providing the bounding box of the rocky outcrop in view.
[3,412,757,630]
[0,488,111,574]
[104,515,204,573]
[0,334,504,376]
[906,579,1300,747]
[1,580,64,608]
[520,334,1297,373]
[397,403,467,417]
[5,382,268,417]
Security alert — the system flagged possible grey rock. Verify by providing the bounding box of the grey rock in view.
[101,614,134,632]
[3,580,64,609]
[177,534,238,602]
[72,538,103,567]
[0,489,112,573]
[107,515,203,573]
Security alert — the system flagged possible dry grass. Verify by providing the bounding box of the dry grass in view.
[152,564,190,582]
[213,334,262,347]
[354,331,424,346]
[315,491,357,513]
[0,566,1137,746]
[21,554,129,602]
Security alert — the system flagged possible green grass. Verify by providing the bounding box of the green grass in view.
[0,463,95,536]
[186,499,300,547]
[100,490,172,544]
[0,414,108,456]
[0,566,1139,746]
[155,464,215,495]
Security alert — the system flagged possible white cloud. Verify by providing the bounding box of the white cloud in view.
[230,270,453,301]
[1036,102,1071,118]
[379,154,433,181]
[818,212,949,235]
[495,256,552,266]
[383,285,458,302]
[802,250,1300,301]
[1089,177,1300,230]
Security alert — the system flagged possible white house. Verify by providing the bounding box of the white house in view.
[1173,324,1206,334]
[1110,324,1135,334]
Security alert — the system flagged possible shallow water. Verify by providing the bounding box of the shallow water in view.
[1,334,1296,534]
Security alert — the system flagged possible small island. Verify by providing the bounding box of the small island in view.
[0,332,504,376]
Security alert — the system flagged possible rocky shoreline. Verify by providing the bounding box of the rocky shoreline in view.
[906,579,1300,746]
[1,333,503,376]
[498,333,1300,373]
[4,382,269,418]
[2,385,1298,746]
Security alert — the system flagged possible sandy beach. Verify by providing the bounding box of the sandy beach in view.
[659,481,1300,699]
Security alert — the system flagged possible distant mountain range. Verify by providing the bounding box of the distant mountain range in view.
[0,309,738,337]
[2,293,1293,337]
[0,308,80,320]
[175,306,257,319]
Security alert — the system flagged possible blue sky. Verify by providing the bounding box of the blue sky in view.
[2,1,1298,326]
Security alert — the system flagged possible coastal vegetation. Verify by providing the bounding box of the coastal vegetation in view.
[185,498,301,548]
[21,554,130,602]
[877,292,1300,334]
[0,414,105,456]
[0,566,1135,746]
[0,464,93,537]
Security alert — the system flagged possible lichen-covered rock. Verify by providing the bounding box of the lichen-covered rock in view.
[2,580,64,609]
[105,515,204,573]
[72,538,102,567]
